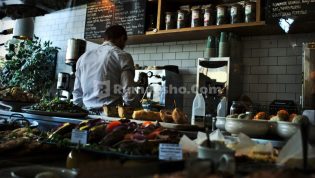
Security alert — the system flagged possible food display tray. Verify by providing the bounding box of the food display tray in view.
[45,141,158,160]
[88,115,202,131]
[22,108,88,118]
[0,100,35,112]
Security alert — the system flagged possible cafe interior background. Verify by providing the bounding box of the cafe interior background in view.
[0,3,311,116]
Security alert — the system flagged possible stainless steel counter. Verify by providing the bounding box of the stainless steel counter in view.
[0,109,84,131]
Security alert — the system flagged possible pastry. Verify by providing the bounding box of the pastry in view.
[132,110,161,121]
[160,109,173,123]
[277,110,289,121]
[254,112,267,120]
[172,108,188,124]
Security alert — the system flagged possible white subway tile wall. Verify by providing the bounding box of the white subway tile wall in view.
[1,5,314,115]
[0,19,14,56]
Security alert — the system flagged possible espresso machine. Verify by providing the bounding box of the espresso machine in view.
[134,68,183,109]
[57,38,86,99]
[196,57,242,116]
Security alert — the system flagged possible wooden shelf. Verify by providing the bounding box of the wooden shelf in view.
[85,0,315,45]
[87,21,283,45]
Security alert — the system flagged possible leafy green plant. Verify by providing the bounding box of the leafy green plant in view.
[0,36,60,96]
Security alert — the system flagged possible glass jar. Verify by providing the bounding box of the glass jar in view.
[191,7,201,27]
[245,2,256,23]
[202,5,215,26]
[165,12,175,30]
[230,3,243,24]
[147,14,156,31]
[177,10,188,29]
[216,5,228,25]
[230,101,246,115]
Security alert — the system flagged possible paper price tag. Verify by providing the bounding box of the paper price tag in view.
[159,143,183,161]
[71,129,88,145]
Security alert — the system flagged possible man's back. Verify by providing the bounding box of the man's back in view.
[73,42,135,109]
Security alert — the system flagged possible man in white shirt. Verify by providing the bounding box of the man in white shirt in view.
[73,25,138,111]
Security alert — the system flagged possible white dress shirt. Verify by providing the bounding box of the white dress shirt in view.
[72,41,137,110]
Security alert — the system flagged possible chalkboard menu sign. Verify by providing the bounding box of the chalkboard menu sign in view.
[84,0,146,40]
[266,0,315,24]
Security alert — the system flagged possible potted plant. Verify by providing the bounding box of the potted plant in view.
[0,36,60,97]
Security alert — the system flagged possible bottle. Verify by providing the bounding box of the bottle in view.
[217,96,227,117]
[204,35,216,58]
[218,32,230,57]
[191,93,206,127]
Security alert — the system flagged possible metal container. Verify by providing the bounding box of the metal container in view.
[216,5,228,25]
[245,2,256,22]
[57,72,70,90]
[202,5,215,26]
[165,12,176,30]
[230,3,243,24]
[191,7,201,27]
[177,10,188,29]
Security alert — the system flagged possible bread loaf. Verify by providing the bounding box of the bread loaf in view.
[132,110,162,121]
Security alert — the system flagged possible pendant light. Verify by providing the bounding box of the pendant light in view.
[13,17,34,40]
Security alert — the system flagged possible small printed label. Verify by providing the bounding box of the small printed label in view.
[166,15,171,23]
[192,11,200,19]
[245,5,252,15]
[71,129,88,145]
[231,7,237,16]
[159,143,183,161]
[217,8,225,17]
[178,13,184,21]
[204,12,210,21]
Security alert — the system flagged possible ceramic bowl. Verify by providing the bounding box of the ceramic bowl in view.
[225,117,269,137]
[0,165,77,178]
[276,121,299,139]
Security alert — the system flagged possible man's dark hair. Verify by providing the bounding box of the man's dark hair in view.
[104,25,127,41]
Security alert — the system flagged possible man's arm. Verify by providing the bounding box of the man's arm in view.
[120,53,139,106]
[72,65,84,107]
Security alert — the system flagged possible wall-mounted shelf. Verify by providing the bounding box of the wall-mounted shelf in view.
[85,0,315,45]
[88,21,286,45]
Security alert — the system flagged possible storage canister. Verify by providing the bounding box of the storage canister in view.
[191,6,201,27]
[216,5,228,25]
[165,12,175,30]
[202,5,214,26]
[230,3,243,24]
[177,10,188,29]
[245,2,256,22]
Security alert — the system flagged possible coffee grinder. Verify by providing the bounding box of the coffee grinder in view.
[56,38,86,99]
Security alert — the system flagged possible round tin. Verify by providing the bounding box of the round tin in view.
[203,5,214,26]
[245,2,256,22]
[216,5,228,25]
[165,12,175,30]
[177,10,188,29]
[191,8,201,27]
[230,4,243,24]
